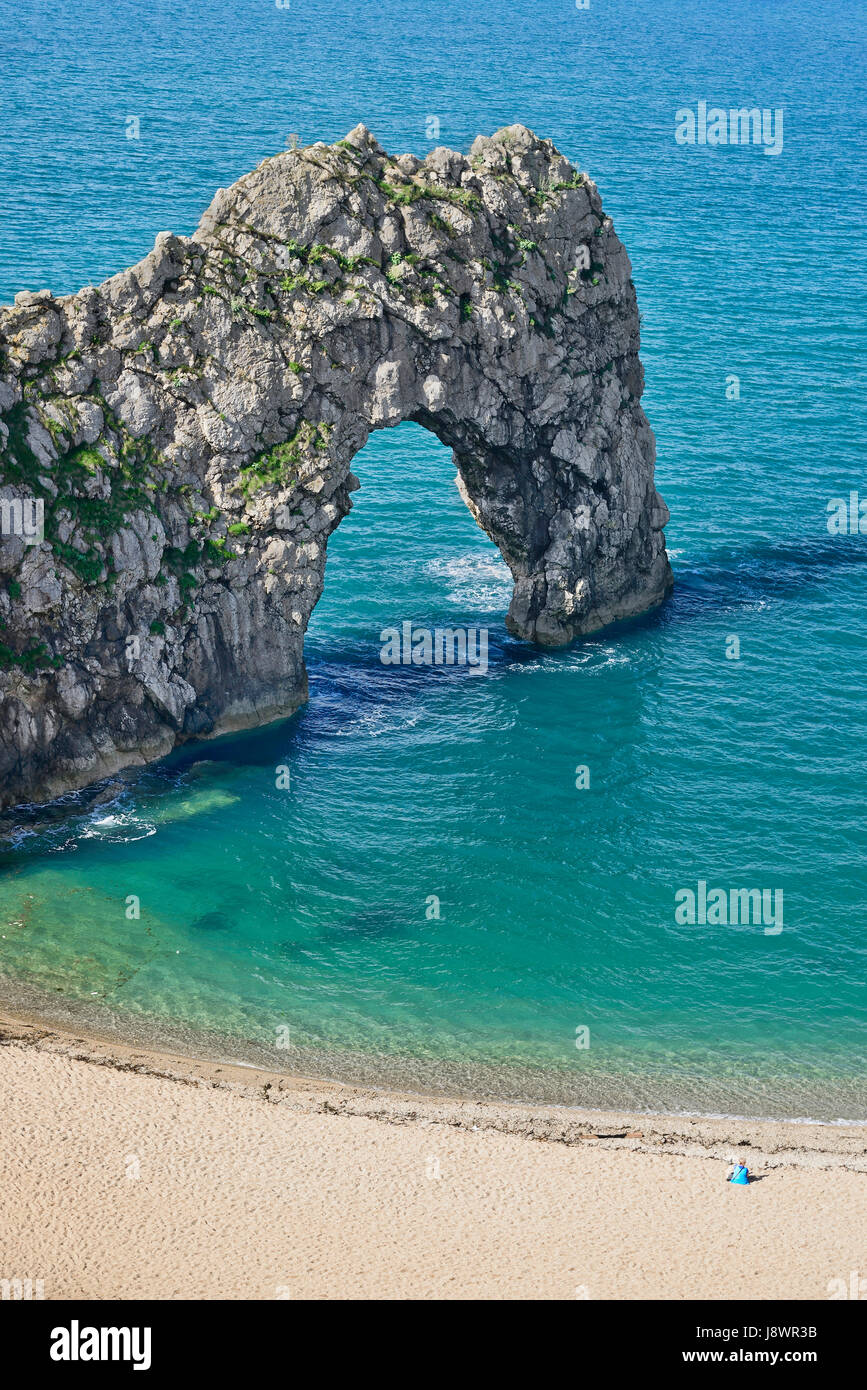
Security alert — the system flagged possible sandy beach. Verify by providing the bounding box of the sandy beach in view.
[1,1011,865,1301]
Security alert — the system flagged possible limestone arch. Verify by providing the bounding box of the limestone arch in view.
[0,123,671,808]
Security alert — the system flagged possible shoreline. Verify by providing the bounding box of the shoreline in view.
[1,971,864,1132]
[2,1005,866,1172]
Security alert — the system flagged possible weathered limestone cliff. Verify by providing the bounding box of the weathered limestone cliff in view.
[0,125,671,809]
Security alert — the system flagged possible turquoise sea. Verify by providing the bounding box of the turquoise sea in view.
[1,0,865,1120]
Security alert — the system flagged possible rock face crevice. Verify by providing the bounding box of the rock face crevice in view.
[0,124,672,809]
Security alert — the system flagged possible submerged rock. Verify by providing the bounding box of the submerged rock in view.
[0,124,672,809]
[189,911,231,934]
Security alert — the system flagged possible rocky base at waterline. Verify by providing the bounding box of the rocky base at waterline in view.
[0,124,672,810]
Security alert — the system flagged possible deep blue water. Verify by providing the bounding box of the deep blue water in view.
[0,0,865,1119]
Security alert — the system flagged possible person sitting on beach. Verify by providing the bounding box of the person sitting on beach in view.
[726,1158,750,1185]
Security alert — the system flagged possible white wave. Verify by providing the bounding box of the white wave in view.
[426,552,512,608]
[81,812,157,843]
[508,646,630,676]
[330,704,425,739]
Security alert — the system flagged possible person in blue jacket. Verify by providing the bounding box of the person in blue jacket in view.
[726,1157,750,1184]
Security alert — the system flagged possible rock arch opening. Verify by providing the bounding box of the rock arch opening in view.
[306,420,511,647]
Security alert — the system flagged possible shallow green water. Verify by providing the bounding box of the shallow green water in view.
[2,417,866,1120]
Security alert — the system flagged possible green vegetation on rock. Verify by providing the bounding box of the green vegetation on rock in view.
[239,420,331,496]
